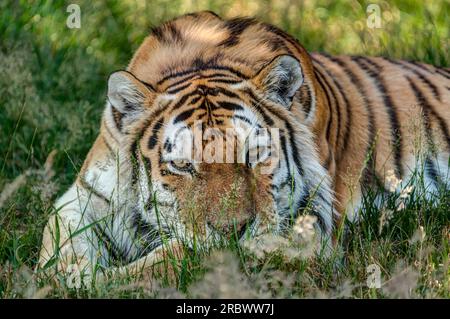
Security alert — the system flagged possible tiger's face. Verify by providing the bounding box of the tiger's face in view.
[105,55,330,248]
[142,78,278,243]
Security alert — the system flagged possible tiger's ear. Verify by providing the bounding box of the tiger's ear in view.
[107,71,154,132]
[252,55,304,109]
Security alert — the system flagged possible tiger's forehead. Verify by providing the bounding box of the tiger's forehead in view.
[160,79,259,136]
[138,72,263,159]
[164,104,260,138]
[161,105,266,162]
[152,72,251,128]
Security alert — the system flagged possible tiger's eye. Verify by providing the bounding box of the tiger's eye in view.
[171,160,193,172]
[173,160,188,167]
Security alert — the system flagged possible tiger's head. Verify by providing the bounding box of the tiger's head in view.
[102,12,333,250]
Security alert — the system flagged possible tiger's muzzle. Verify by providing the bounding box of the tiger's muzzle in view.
[176,163,272,239]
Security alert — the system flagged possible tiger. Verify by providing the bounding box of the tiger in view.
[38,11,450,283]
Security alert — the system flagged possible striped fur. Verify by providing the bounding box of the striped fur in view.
[39,11,449,278]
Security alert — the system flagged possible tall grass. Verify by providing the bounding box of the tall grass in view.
[0,0,449,298]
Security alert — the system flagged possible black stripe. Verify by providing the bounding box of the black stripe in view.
[407,78,434,148]
[285,120,304,176]
[134,104,168,148]
[208,78,242,84]
[264,34,292,55]
[352,56,404,177]
[204,100,214,125]
[101,135,116,158]
[196,112,207,120]
[165,74,199,90]
[425,157,439,187]
[217,101,243,111]
[164,73,241,89]
[313,57,351,162]
[151,23,182,44]
[246,89,304,177]
[132,212,162,255]
[263,23,302,57]
[163,140,172,152]
[298,84,312,115]
[93,223,128,264]
[167,82,192,94]
[111,106,123,131]
[216,87,241,99]
[219,17,257,47]
[314,69,334,143]
[436,68,450,80]
[407,77,450,151]
[279,134,291,178]
[103,118,120,145]
[171,91,198,110]
[189,96,202,105]
[157,66,249,86]
[326,55,377,185]
[150,25,165,42]
[183,11,221,19]
[168,24,182,42]
[201,72,241,79]
[409,61,434,74]
[245,89,275,126]
[174,107,196,123]
[323,147,333,171]
[383,58,441,101]
[130,141,140,186]
[233,114,253,125]
[78,176,110,204]
[313,65,342,153]
[160,168,175,176]
[148,120,163,149]
[408,61,450,80]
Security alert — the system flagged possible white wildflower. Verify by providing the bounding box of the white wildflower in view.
[400,185,414,199]
[385,169,402,192]
[379,209,394,234]
[293,215,317,240]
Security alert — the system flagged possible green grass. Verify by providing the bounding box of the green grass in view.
[0,0,449,298]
